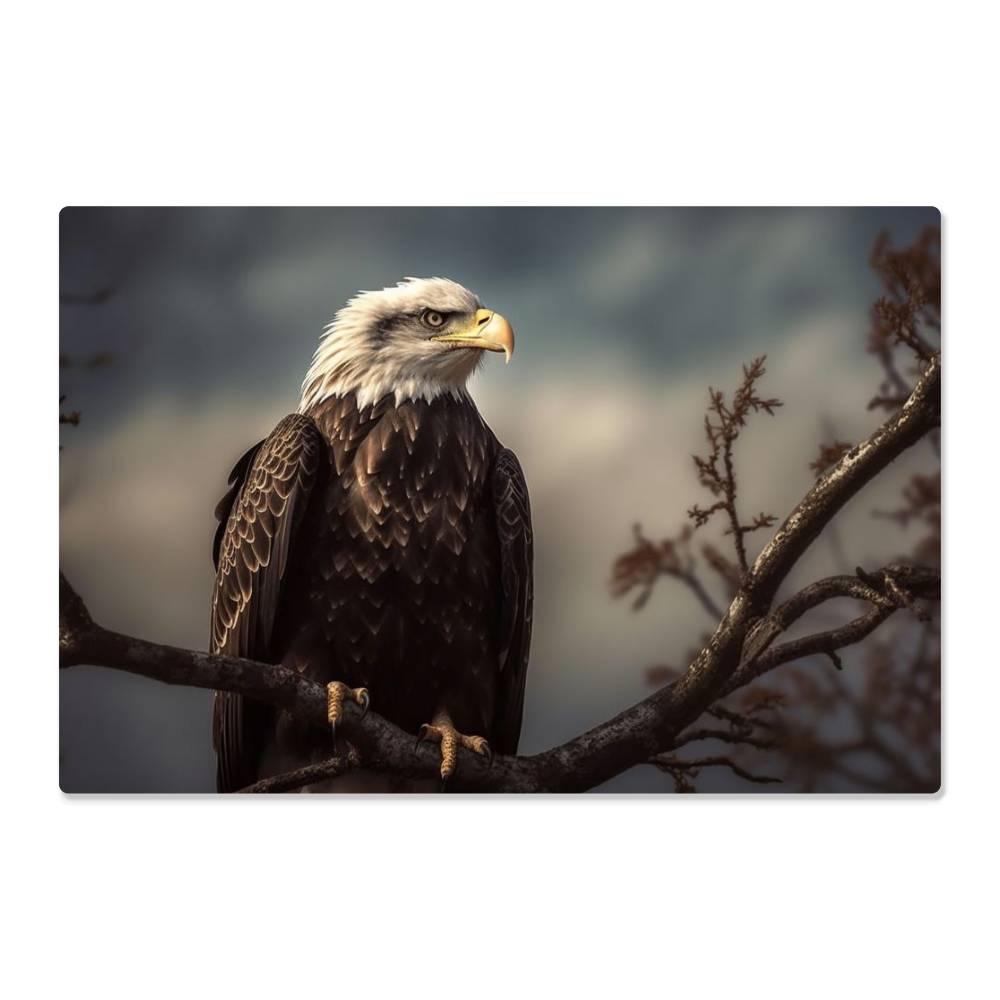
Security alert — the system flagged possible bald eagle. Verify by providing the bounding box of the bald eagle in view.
[211,278,533,791]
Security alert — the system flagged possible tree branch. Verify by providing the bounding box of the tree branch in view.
[745,354,939,609]
[722,564,939,696]
[688,358,782,575]
[651,753,782,790]
[671,727,775,750]
[610,524,723,618]
[239,748,361,793]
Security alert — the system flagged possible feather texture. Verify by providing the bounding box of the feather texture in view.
[210,414,323,792]
[210,392,533,789]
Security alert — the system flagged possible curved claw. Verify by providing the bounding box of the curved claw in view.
[327,681,367,748]
[413,714,490,786]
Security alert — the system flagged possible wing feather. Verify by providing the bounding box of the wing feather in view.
[490,447,534,756]
[210,414,323,792]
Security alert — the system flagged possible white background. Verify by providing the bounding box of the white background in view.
[4,2,995,998]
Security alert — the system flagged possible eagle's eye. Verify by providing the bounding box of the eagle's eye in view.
[421,309,445,329]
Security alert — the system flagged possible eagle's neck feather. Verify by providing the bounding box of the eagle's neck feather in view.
[303,382,472,412]
[299,325,480,412]
[299,365,473,411]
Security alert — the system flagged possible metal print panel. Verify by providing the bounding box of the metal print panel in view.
[59,207,941,793]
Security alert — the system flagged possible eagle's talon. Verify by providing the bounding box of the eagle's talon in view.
[460,734,491,762]
[327,681,369,748]
[414,711,491,785]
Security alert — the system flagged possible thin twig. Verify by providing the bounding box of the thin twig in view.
[240,748,361,793]
[651,753,782,787]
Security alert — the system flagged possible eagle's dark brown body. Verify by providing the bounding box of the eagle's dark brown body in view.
[211,392,532,791]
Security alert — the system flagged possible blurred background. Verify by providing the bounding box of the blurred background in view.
[59,207,940,792]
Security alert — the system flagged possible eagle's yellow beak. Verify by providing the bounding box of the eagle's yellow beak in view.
[431,308,515,363]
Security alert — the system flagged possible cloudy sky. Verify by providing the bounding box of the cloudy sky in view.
[59,206,939,792]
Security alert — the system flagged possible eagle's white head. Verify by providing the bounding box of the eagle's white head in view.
[299,277,515,411]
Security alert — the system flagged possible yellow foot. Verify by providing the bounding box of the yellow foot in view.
[326,681,369,744]
[415,709,492,785]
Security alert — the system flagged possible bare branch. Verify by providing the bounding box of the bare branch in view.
[688,357,782,574]
[611,524,723,619]
[745,354,939,609]
[671,727,775,750]
[866,227,940,409]
[722,564,939,695]
[651,753,782,789]
[240,748,361,793]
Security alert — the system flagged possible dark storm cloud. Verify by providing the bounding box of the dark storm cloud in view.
[60,206,935,419]
[59,206,938,793]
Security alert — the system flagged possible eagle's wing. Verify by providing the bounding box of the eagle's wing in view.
[490,447,534,756]
[211,413,324,792]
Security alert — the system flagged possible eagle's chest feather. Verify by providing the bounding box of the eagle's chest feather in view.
[280,394,502,722]
[314,392,496,574]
